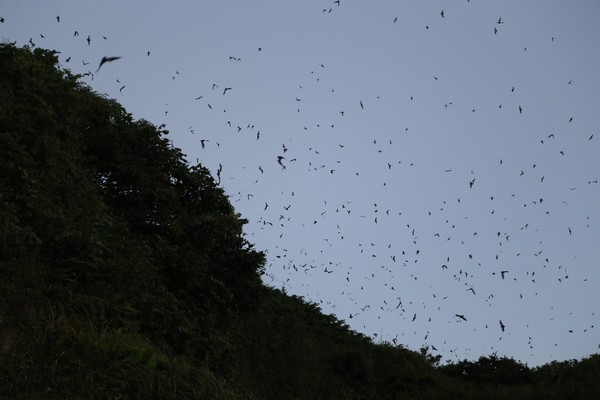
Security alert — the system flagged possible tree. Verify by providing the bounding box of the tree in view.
[0,43,262,399]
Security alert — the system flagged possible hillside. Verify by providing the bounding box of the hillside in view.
[1,43,599,399]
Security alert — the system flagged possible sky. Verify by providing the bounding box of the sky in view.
[3,0,600,367]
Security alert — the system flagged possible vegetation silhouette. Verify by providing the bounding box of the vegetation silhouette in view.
[1,43,599,399]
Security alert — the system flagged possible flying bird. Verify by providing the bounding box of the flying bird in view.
[499,320,506,332]
[96,56,121,73]
[455,314,467,321]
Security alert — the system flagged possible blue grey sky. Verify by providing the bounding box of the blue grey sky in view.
[3,0,600,367]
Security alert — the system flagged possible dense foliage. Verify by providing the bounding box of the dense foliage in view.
[1,43,598,399]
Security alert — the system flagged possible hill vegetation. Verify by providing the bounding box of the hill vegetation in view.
[1,43,599,399]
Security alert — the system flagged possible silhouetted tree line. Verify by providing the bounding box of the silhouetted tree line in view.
[1,43,598,399]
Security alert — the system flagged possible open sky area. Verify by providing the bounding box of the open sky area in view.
[3,0,599,367]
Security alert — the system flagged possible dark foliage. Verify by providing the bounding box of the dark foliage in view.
[1,43,598,399]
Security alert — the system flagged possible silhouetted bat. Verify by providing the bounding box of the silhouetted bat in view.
[96,56,122,73]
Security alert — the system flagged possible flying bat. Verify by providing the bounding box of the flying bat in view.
[96,56,122,73]
[277,156,286,169]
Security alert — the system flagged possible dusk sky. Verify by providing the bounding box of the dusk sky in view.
[3,0,600,367]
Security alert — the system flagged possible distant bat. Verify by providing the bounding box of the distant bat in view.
[96,56,121,73]
[455,314,467,321]
[277,156,286,169]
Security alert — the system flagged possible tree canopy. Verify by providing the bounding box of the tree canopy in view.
[1,43,598,399]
